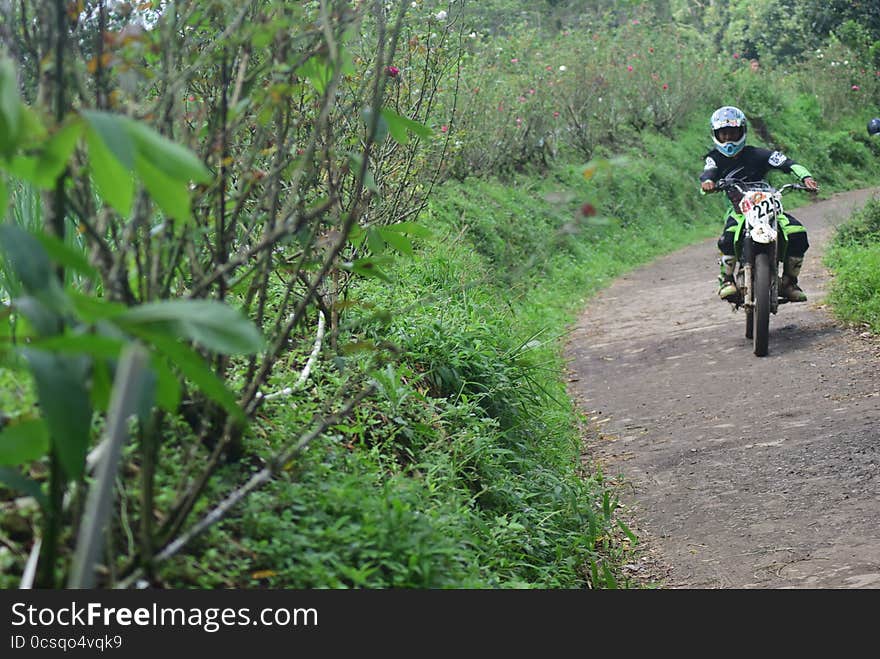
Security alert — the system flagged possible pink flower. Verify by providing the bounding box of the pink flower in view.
[529,88,536,95]
[627,65,633,72]
[553,111,560,118]
[546,65,553,71]
[631,19,639,25]
[649,47,654,53]
[385,65,400,77]
[518,95,526,102]
[662,83,668,90]
[581,202,597,217]
[440,125,448,133]
[515,117,522,126]
[510,58,519,63]
[733,53,740,59]
[851,85,860,91]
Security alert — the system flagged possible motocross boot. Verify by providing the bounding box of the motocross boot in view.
[780,256,807,302]
[717,255,738,300]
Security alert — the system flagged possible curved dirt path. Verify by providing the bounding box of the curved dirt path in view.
[565,187,880,588]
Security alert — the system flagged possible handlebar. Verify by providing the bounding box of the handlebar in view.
[778,183,813,193]
[710,179,814,195]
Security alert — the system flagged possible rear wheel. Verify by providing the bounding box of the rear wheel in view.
[753,252,771,356]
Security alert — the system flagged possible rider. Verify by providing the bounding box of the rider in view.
[699,106,819,302]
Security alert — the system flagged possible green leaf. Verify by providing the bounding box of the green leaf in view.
[133,330,244,421]
[90,356,112,413]
[0,223,52,294]
[252,26,274,50]
[0,466,47,509]
[377,227,413,256]
[69,290,129,323]
[338,46,356,76]
[617,519,639,545]
[125,119,212,184]
[382,221,432,238]
[12,296,62,337]
[35,231,98,279]
[21,349,93,480]
[132,363,157,424]
[115,299,265,355]
[82,110,135,169]
[0,175,7,219]
[18,107,46,144]
[296,56,332,95]
[135,153,192,222]
[150,353,181,414]
[5,155,45,188]
[36,118,84,185]
[34,333,125,360]
[379,108,432,145]
[0,56,23,157]
[348,152,378,194]
[341,257,392,282]
[0,418,49,466]
[86,126,135,216]
[361,107,389,145]
[366,227,385,254]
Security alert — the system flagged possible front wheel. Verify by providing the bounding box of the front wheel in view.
[753,252,771,356]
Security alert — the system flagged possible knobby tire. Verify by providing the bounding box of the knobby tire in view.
[753,252,771,356]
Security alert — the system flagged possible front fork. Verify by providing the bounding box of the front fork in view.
[738,237,779,313]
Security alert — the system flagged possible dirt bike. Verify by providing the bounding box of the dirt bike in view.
[714,171,812,357]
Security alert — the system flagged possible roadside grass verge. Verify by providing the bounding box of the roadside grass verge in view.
[825,196,880,333]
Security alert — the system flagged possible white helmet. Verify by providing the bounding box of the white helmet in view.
[711,106,747,157]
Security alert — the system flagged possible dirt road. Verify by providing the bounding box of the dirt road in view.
[565,187,880,588]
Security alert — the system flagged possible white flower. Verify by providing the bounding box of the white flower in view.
[411,1,417,6]
[435,10,447,20]
[558,65,567,71]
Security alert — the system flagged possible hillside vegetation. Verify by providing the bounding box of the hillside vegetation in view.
[0,1,878,589]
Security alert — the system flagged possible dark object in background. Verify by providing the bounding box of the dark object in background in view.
[869,117,880,136]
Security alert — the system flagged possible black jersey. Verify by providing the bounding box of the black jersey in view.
[700,145,810,184]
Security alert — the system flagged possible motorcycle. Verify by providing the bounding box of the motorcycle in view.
[714,171,811,357]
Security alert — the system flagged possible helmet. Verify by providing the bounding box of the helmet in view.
[869,118,880,137]
[711,106,747,157]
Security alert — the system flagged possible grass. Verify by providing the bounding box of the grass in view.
[825,196,880,333]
